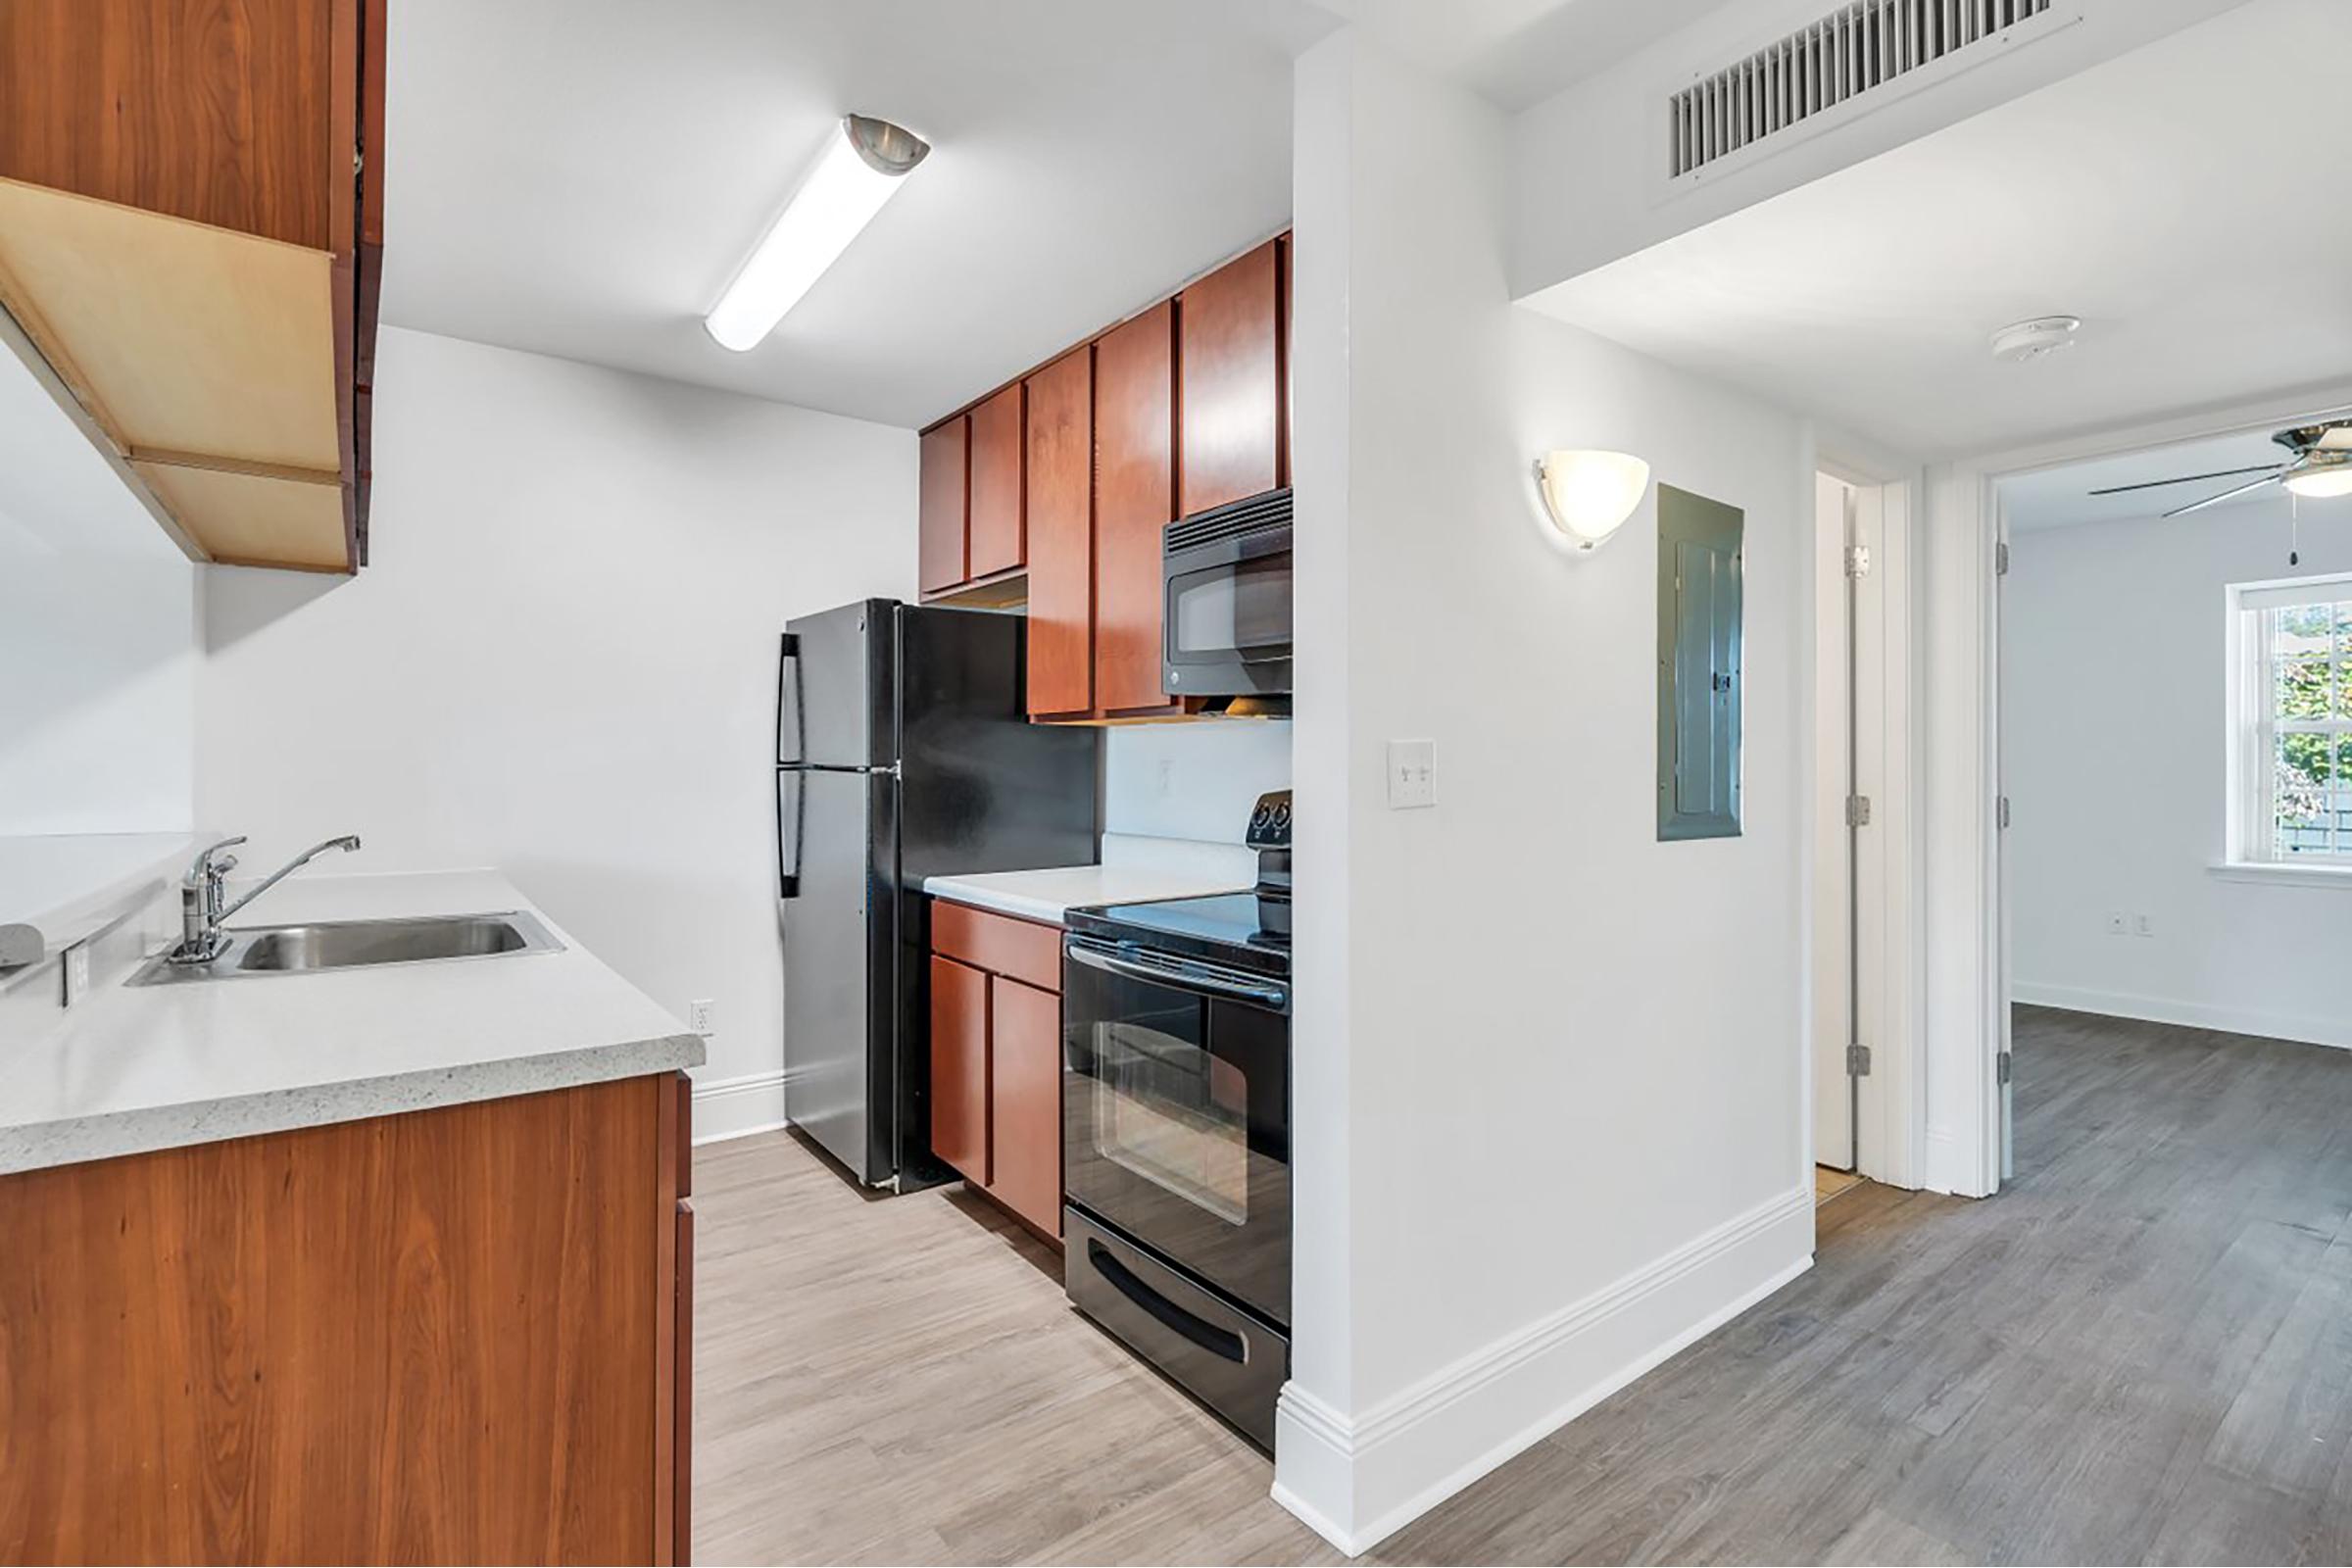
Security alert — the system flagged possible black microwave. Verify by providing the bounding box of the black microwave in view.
[1162,487,1293,699]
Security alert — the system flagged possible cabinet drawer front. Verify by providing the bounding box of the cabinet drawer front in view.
[932,900,1061,993]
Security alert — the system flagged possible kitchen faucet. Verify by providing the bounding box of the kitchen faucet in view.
[172,833,363,965]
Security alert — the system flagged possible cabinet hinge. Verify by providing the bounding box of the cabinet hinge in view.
[1845,794,1873,828]
[1996,1051,2013,1085]
[1846,1043,1873,1076]
[1998,795,2011,830]
[1844,544,1872,578]
[1995,540,2011,576]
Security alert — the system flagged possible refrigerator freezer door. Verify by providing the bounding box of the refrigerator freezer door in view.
[781,766,899,1183]
[780,601,893,768]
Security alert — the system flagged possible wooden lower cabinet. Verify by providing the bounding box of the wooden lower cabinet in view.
[928,901,1065,1240]
[0,1072,693,1566]
[988,976,1063,1237]
[929,954,992,1185]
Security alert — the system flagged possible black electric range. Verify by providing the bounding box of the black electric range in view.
[1059,790,1293,1452]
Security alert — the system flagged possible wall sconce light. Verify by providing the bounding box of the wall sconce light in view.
[1533,449,1650,552]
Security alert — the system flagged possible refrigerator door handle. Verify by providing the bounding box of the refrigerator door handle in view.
[776,631,804,766]
[776,767,803,899]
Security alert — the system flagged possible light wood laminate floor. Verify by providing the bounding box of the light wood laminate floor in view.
[695,1005,2352,1564]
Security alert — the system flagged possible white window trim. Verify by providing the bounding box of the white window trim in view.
[2229,572,2352,866]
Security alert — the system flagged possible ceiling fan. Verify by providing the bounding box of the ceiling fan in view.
[2089,422,2352,517]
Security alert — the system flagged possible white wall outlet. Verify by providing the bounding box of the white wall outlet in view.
[1156,758,1176,799]
[2133,913,2154,938]
[1387,739,1437,809]
[2105,911,2127,936]
[688,999,713,1037]
[60,941,92,1009]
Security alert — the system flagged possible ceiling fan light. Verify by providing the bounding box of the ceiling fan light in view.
[2284,463,2352,501]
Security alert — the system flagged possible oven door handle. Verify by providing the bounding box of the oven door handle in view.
[1066,939,1290,1013]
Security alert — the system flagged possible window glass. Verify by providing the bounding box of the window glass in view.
[2247,583,2352,863]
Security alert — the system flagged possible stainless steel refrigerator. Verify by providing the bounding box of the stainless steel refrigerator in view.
[777,599,1099,1190]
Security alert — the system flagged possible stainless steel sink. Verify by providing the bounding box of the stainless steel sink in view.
[129,910,562,985]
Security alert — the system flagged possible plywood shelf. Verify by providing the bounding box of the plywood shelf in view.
[0,176,353,572]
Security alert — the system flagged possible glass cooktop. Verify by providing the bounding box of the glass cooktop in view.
[1064,891,1291,978]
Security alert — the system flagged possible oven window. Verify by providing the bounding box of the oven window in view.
[1171,555,1292,660]
[1092,1015,1250,1227]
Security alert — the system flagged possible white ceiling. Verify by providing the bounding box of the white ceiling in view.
[2000,427,2306,532]
[379,0,1331,429]
[1322,0,1736,108]
[1524,0,2352,462]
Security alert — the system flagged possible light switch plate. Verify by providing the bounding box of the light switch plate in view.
[1387,740,1437,809]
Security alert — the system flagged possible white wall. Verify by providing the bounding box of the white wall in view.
[198,327,915,1130]
[0,333,197,837]
[1277,29,1815,1553]
[2005,497,2352,1048]
[1102,720,1291,842]
[1508,0,2244,300]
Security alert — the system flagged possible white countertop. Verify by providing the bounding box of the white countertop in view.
[924,833,1258,925]
[0,868,704,1175]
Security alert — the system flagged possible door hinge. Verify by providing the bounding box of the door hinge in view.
[1996,1051,2013,1085]
[1998,795,2011,830]
[1995,540,2011,576]
[1845,794,1873,828]
[1846,1043,1873,1076]
[1844,544,1872,578]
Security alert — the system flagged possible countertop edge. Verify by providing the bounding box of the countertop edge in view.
[925,883,1072,926]
[0,1030,707,1177]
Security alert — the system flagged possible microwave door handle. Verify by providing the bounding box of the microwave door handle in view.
[1066,941,1289,1011]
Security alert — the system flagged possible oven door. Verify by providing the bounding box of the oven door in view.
[1162,528,1293,697]
[1062,936,1291,1327]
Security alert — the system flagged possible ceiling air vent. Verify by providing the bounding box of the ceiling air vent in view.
[1669,0,2057,179]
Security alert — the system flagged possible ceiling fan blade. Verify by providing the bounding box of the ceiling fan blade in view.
[2089,464,2282,497]
[2164,473,2282,518]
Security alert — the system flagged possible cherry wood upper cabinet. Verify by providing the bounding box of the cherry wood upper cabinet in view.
[929,955,991,1186]
[1025,349,1094,718]
[1178,240,1284,518]
[0,0,385,573]
[988,976,1064,1239]
[1095,302,1179,716]
[968,384,1026,579]
[918,417,970,595]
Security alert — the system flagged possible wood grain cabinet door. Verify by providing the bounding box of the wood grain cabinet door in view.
[1025,348,1094,718]
[988,976,1064,1238]
[929,956,991,1185]
[1094,301,1177,716]
[968,384,1025,578]
[1178,240,1282,517]
[919,417,970,594]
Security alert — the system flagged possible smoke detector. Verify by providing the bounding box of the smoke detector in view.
[1990,316,2082,364]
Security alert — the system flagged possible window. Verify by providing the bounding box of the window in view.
[2233,575,2352,863]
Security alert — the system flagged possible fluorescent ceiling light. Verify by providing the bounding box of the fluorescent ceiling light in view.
[2284,461,2352,500]
[706,115,929,353]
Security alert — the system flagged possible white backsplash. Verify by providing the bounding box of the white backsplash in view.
[1103,719,1291,844]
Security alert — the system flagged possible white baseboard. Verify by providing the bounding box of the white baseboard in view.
[689,1068,788,1146]
[1270,1183,1814,1557]
[2012,981,2352,1053]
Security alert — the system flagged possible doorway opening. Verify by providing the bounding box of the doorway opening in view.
[1989,411,2352,1187]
